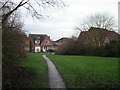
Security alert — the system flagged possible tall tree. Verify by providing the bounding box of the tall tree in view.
[1,0,65,24]
[1,0,65,88]
[76,13,117,31]
[2,5,28,87]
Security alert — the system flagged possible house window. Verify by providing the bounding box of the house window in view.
[46,40,49,44]
[35,40,40,44]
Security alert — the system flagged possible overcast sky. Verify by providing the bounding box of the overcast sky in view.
[23,0,119,41]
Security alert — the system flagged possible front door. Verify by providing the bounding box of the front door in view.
[35,46,41,52]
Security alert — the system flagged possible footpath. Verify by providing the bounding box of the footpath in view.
[42,55,66,89]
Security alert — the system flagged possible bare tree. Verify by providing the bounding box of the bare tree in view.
[2,10,26,58]
[1,0,66,87]
[76,13,117,31]
[2,4,32,87]
[1,0,65,24]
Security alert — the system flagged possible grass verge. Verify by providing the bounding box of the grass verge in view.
[20,53,48,88]
[47,54,119,88]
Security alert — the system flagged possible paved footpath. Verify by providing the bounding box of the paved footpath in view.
[42,55,66,89]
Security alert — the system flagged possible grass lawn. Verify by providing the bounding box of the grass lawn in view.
[47,54,119,88]
[20,53,48,88]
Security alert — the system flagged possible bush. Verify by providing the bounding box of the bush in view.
[56,39,120,57]
[48,49,55,52]
[103,40,120,57]
[56,39,76,55]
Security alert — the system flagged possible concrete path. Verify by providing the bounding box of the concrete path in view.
[42,55,66,89]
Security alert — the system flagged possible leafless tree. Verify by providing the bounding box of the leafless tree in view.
[2,10,26,58]
[1,0,65,87]
[2,4,28,87]
[1,0,65,24]
[70,35,78,41]
[76,13,117,31]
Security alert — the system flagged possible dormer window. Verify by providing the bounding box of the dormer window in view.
[35,40,40,44]
[46,40,49,44]
[35,36,41,44]
[38,37,40,39]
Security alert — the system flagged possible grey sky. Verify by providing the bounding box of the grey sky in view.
[23,0,119,41]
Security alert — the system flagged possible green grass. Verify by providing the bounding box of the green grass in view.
[20,53,48,88]
[47,54,119,88]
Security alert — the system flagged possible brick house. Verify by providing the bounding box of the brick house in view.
[25,34,70,53]
[29,34,58,52]
[77,27,120,48]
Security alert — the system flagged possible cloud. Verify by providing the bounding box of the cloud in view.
[23,23,74,41]
[23,0,118,40]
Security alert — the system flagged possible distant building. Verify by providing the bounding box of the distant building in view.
[77,27,120,48]
[53,37,70,46]
[24,34,70,53]
[29,34,57,52]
